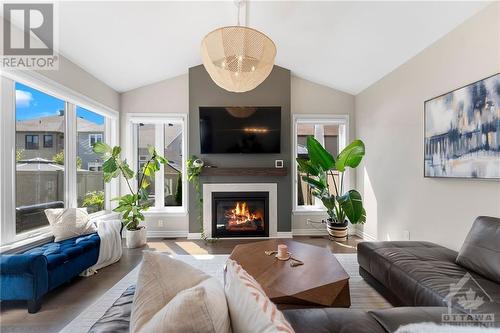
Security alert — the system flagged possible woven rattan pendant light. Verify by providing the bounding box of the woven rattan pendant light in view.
[201,1,276,93]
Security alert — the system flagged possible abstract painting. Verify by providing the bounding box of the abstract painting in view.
[424,73,500,179]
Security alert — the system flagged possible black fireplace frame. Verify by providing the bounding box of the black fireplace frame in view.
[211,191,269,238]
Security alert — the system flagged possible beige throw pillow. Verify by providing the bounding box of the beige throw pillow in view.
[130,252,231,333]
[44,208,96,242]
[224,259,295,333]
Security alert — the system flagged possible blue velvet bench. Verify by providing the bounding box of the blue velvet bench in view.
[0,233,100,313]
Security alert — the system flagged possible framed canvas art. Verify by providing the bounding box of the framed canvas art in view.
[424,73,500,179]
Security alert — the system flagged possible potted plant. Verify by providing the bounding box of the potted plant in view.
[296,137,366,241]
[93,142,167,248]
[186,156,211,241]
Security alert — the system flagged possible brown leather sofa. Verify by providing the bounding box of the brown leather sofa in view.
[89,216,499,332]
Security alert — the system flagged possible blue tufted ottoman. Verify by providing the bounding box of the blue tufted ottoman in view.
[0,233,100,313]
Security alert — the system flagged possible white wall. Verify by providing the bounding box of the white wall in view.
[36,56,120,111]
[355,3,500,250]
[120,74,189,235]
[0,16,120,111]
[291,76,356,234]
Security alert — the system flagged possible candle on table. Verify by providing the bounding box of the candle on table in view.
[278,244,288,259]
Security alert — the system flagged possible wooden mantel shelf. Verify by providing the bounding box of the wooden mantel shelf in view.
[200,167,288,177]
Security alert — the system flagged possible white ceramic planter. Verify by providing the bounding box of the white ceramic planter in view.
[125,227,147,248]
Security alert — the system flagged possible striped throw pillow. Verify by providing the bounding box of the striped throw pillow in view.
[224,259,295,333]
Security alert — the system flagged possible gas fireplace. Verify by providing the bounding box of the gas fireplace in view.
[212,192,269,238]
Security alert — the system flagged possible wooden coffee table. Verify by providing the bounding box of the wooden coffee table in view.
[228,239,350,309]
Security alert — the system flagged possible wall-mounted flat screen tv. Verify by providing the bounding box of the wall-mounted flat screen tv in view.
[200,107,281,154]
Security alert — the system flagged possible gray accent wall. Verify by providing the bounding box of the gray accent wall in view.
[189,65,291,233]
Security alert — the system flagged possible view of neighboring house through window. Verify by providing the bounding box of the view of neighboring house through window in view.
[131,116,186,212]
[15,83,66,234]
[89,133,103,147]
[137,123,156,205]
[25,135,39,149]
[295,120,342,209]
[164,123,183,207]
[77,107,106,214]
[43,135,53,148]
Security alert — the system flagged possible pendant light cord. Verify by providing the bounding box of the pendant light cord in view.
[237,2,240,26]
[235,0,245,26]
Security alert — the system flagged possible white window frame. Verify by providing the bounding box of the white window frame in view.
[292,114,349,214]
[88,133,103,147]
[0,70,119,247]
[125,113,188,216]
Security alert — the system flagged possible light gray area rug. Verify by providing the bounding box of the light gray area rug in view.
[59,253,390,333]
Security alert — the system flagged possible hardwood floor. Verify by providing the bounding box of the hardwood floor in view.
[0,236,361,333]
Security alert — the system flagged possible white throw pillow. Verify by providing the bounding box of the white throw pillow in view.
[130,252,231,333]
[44,208,96,242]
[224,259,295,333]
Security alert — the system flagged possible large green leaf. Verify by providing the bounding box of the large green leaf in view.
[120,161,135,179]
[138,188,149,201]
[93,142,112,155]
[113,205,129,213]
[302,176,327,192]
[120,194,136,205]
[141,178,150,189]
[307,136,335,171]
[148,145,156,157]
[358,207,366,224]
[321,194,337,211]
[296,158,320,176]
[112,146,121,157]
[102,158,118,173]
[157,155,168,165]
[335,139,365,172]
[337,189,365,224]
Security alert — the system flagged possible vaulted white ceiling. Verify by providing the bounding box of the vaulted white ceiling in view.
[58,1,488,94]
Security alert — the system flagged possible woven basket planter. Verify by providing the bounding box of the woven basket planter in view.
[326,219,348,242]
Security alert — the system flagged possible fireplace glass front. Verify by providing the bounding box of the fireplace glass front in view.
[212,192,269,238]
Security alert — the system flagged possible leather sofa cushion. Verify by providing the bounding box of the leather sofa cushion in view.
[90,287,388,333]
[456,216,500,284]
[24,233,100,270]
[283,308,386,333]
[89,285,135,333]
[357,241,500,317]
[369,307,448,333]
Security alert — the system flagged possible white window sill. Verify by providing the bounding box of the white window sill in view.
[88,210,119,220]
[0,231,54,254]
[143,207,188,217]
[1,212,120,253]
[292,207,328,216]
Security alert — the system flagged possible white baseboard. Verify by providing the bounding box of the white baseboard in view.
[354,228,377,241]
[187,232,202,240]
[187,229,370,240]
[276,232,293,238]
[292,228,328,236]
[147,230,188,238]
[187,232,293,240]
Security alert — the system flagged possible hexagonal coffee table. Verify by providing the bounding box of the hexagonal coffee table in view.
[228,239,350,309]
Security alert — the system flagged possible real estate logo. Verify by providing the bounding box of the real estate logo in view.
[442,272,495,327]
[1,2,58,70]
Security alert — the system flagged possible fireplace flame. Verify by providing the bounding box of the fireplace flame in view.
[226,201,263,226]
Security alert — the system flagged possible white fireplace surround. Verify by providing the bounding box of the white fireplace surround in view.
[201,183,279,239]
